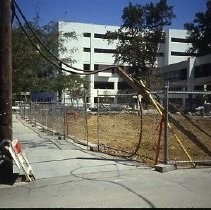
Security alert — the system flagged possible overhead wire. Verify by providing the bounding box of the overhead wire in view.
[13,2,147,161]
[13,0,155,94]
[14,11,121,76]
[13,0,120,76]
[14,12,76,74]
[13,0,88,73]
[13,0,202,165]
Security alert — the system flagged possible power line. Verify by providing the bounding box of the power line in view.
[14,12,77,75]
[13,0,88,73]
[13,0,119,75]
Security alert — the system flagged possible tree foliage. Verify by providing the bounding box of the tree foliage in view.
[12,17,85,101]
[184,0,211,56]
[106,0,175,86]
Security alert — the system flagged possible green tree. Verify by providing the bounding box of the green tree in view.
[12,17,84,102]
[184,0,211,56]
[12,23,41,94]
[63,74,88,106]
[106,0,175,87]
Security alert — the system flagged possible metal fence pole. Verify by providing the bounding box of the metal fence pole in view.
[84,90,89,150]
[29,101,32,119]
[63,95,66,140]
[164,81,169,164]
[45,103,48,130]
[34,102,36,127]
[97,89,100,151]
[23,101,26,119]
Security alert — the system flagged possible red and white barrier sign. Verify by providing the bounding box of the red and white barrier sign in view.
[8,139,35,182]
[11,139,22,154]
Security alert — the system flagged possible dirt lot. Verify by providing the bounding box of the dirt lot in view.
[31,110,211,167]
[85,112,211,166]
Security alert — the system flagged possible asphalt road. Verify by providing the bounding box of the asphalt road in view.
[0,114,211,208]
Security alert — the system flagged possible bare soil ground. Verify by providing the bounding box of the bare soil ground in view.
[32,111,211,167]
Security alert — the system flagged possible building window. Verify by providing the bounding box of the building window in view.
[94,64,99,70]
[83,64,90,70]
[94,48,116,54]
[194,63,211,78]
[94,33,106,39]
[83,48,91,52]
[171,37,192,43]
[118,82,131,90]
[86,97,90,103]
[94,64,115,73]
[156,52,164,57]
[83,33,91,37]
[94,81,114,89]
[164,68,187,81]
[94,97,114,104]
[169,87,183,91]
[171,51,198,56]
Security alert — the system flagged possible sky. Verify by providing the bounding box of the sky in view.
[15,0,207,29]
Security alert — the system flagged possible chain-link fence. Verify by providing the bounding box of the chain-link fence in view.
[18,88,211,167]
[88,93,161,165]
[161,88,211,167]
[22,102,66,137]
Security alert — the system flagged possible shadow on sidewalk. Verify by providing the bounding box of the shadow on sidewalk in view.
[0,173,28,185]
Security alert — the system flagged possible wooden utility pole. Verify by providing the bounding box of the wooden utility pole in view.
[0,0,13,180]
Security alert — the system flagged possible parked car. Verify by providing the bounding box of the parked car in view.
[12,105,20,113]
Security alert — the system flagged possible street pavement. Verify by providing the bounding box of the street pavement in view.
[0,114,211,208]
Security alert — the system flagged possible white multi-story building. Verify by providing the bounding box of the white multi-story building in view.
[58,21,210,108]
[58,21,129,107]
[159,53,211,107]
[158,29,195,66]
[157,30,211,107]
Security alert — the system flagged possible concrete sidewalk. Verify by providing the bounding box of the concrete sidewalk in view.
[0,114,211,208]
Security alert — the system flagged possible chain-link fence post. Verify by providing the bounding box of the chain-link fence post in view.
[97,89,100,151]
[84,90,89,150]
[23,101,26,119]
[45,103,48,130]
[63,95,66,140]
[163,81,169,164]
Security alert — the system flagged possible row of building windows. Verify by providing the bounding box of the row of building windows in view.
[83,64,115,72]
[84,34,193,44]
[83,35,192,44]
[194,63,211,78]
[171,37,192,43]
[83,50,164,57]
[94,97,114,104]
[83,35,197,57]
[83,33,107,39]
[164,68,187,82]
[94,81,114,89]
[84,47,164,56]
[83,48,116,54]
[93,96,135,104]
[163,63,211,82]
[84,47,164,57]
[94,81,131,90]
[83,59,210,90]
[171,51,198,56]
